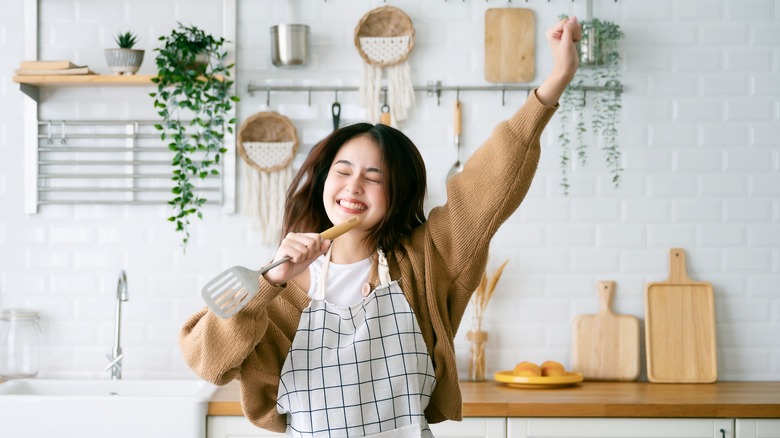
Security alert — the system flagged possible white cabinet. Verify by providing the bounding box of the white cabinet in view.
[507,418,734,438]
[207,417,504,438]
[737,420,780,438]
[206,417,780,438]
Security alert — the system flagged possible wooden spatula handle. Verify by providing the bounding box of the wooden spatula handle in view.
[320,215,361,240]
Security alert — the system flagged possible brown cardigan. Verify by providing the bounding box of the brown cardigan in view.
[180,92,557,432]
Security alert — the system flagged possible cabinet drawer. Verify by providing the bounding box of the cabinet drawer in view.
[508,418,734,438]
[737,420,780,438]
[208,416,504,438]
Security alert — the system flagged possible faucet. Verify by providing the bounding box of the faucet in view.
[105,270,129,379]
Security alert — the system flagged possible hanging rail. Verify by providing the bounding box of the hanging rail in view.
[247,80,623,106]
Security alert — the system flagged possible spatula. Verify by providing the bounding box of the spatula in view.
[202,215,362,318]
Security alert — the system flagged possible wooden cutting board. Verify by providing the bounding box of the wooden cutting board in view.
[572,281,640,381]
[645,248,717,383]
[484,8,535,83]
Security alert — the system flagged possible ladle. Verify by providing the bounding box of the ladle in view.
[446,99,463,181]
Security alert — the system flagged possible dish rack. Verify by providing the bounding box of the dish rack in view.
[34,119,224,206]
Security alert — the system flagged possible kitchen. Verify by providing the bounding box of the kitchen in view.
[0,0,779,437]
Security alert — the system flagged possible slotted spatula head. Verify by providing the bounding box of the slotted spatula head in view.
[201,216,362,319]
[202,266,262,319]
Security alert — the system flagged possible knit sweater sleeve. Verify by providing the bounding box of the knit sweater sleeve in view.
[426,91,557,302]
[179,277,308,431]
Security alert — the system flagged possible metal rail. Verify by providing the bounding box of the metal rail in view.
[247,80,624,106]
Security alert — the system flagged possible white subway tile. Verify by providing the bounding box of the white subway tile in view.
[674,99,723,122]
[26,249,71,270]
[718,300,772,322]
[571,249,620,272]
[648,225,697,246]
[752,74,780,95]
[625,49,672,72]
[724,249,773,271]
[625,149,672,171]
[701,74,750,96]
[699,174,748,196]
[750,275,780,297]
[725,199,773,221]
[546,225,596,247]
[517,199,570,223]
[699,225,747,247]
[648,174,697,197]
[674,1,723,19]
[726,48,775,72]
[624,98,673,122]
[748,224,780,246]
[650,73,699,96]
[726,99,775,121]
[701,23,749,45]
[675,150,723,172]
[672,199,722,222]
[751,25,780,45]
[724,0,776,20]
[623,200,672,223]
[701,123,749,147]
[598,225,646,247]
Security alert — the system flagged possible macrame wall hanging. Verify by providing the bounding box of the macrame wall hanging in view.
[354,5,416,126]
[237,112,299,245]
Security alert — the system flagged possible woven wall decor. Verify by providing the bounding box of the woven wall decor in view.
[237,111,299,244]
[354,5,416,125]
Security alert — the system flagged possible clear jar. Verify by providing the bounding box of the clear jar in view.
[0,308,42,379]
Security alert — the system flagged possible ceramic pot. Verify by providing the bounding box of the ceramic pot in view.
[104,48,145,75]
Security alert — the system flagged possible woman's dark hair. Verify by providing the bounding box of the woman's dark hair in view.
[282,123,427,252]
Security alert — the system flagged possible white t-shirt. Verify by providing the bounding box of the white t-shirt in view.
[307,255,371,307]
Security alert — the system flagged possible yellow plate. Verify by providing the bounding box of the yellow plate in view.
[494,371,583,389]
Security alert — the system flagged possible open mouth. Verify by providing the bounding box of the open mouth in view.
[338,199,367,211]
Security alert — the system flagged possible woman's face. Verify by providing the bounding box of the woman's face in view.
[323,135,388,234]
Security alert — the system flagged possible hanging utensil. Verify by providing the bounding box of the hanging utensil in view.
[446,98,463,181]
[202,215,362,319]
[331,100,341,131]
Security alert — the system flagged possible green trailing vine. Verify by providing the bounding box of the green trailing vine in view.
[557,17,624,195]
[150,23,238,251]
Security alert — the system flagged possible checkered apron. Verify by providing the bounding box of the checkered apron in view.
[277,249,436,438]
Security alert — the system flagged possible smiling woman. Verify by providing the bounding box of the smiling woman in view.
[180,17,581,437]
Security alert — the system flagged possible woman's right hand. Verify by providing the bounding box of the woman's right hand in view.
[537,16,582,106]
[262,233,332,286]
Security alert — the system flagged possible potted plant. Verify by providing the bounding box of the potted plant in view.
[105,31,145,75]
[150,23,238,251]
[557,17,624,195]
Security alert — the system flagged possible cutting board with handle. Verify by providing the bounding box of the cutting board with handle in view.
[484,8,535,83]
[572,281,640,381]
[645,248,717,383]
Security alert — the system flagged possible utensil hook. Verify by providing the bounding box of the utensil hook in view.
[266,88,271,107]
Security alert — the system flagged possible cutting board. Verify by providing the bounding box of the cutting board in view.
[572,281,640,381]
[645,248,717,383]
[484,8,535,83]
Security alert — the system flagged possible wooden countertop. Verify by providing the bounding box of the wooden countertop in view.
[209,381,780,418]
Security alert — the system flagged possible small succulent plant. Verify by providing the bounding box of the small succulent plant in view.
[114,31,139,49]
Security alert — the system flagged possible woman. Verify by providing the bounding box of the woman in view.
[181,17,582,438]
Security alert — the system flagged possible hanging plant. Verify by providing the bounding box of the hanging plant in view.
[150,23,238,251]
[558,17,624,195]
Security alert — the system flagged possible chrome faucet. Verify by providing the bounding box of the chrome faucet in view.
[105,270,129,379]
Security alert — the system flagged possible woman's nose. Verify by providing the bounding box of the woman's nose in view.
[345,176,362,194]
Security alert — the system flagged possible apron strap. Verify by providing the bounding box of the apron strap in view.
[377,249,391,286]
[314,246,333,301]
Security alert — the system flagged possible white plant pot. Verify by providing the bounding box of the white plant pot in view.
[104,48,145,75]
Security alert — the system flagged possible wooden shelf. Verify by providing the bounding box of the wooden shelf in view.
[13,74,155,87]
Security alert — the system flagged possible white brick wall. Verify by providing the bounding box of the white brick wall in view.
[0,0,778,382]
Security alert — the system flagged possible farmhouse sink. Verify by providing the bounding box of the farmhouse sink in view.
[0,378,217,437]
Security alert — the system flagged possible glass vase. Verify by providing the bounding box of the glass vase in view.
[466,329,488,382]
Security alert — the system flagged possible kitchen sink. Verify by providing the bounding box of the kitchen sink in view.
[0,378,217,437]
